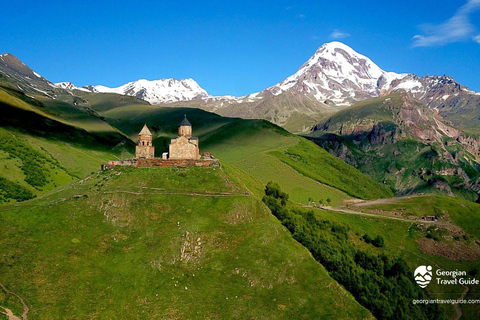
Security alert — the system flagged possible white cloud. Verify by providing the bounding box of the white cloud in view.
[475,34,480,43]
[413,0,480,47]
[296,13,305,18]
[330,29,350,39]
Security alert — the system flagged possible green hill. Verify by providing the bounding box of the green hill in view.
[0,166,373,319]
[0,86,135,201]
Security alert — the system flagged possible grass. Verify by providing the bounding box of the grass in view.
[0,167,372,319]
[96,105,391,204]
[0,127,75,201]
[271,138,394,200]
[1,86,478,318]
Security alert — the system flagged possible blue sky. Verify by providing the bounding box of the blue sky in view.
[1,0,479,96]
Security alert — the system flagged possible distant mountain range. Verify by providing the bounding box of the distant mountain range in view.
[24,42,473,133]
[2,43,480,132]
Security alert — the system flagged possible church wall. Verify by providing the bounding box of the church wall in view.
[169,136,200,160]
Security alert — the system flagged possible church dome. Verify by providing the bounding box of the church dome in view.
[179,115,192,127]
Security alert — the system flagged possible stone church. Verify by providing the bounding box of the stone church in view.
[104,115,217,169]
[135,115,200,160]
[169,115,200,160]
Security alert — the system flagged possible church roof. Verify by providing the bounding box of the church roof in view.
[139,124,152,136]
[179,115,192,127]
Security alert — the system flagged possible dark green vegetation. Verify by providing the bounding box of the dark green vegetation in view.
[263,182,444,320]
[0,167,373,319]
[0,127,75,202]
[0,177,35,202]
[309,93,480,201]
[0,86,134,199]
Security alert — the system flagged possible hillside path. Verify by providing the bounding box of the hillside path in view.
[0,283,29,320]
[302,204,456,227]
[102,190,249,197]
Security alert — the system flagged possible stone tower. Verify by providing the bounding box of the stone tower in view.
[178,114,192,137]
[135,124,155,159]
[169,115,200,160]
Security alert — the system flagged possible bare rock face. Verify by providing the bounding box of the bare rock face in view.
[457,136,480,161]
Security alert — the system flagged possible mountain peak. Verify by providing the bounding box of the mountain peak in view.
[317,41,359,54]
[266,42,405,104]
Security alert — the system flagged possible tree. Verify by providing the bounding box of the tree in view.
[326,197,331,205]
[372,235,385,248]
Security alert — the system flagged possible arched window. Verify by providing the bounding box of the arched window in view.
[142,141,145,146]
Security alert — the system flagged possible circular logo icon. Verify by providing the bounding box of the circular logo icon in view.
[414,265,433,288]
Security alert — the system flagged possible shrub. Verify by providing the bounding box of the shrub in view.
[0,177,36,202]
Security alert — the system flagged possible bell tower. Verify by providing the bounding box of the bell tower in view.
[135,124,155,159]
[178,114,192,137]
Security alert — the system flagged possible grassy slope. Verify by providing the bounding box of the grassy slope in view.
[354,195,480,240]
[304,193,480,319]
[0,87,135,200]
[0,167,372,319]
[270,139,394,200]
[1,92,478,319]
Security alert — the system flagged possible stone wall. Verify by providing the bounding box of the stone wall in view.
[102,158,220,170]
[137,158,219,168]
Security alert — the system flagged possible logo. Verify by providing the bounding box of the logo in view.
[414,265,433,288]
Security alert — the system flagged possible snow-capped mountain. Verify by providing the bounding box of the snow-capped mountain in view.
[263,42,407,106]
[261,42,480,108]
[81,78,211,104]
